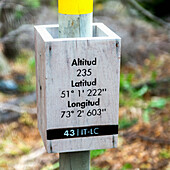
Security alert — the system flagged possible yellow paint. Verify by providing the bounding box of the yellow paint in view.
[59,0,93,15]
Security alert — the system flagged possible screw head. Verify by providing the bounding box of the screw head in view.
[116,42,119,47]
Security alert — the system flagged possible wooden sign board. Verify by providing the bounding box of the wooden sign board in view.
[34,23,121,153]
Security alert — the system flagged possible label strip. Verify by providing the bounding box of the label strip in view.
[47,125,118,140]
[58,0,93,15]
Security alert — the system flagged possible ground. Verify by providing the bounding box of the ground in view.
[0,53,169,170]
[0,1,170,169]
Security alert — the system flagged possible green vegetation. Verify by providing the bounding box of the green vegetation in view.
[13,0,41,24]
[120,73,148,99]
[50,0,58,7]
[19,113,36,127]
[41,149,106,170]
[15,50,36,93]
[121,163,133,170]
[41,161,109,170]
[14,10,24,20]
[24,0,40,9]
[119,73,148,109]
[0,1,169,169]
[160,149,170,159]
[149,98,167,109]
[0,159,8,167]
[41,162,59,170]
[90,149,106,159]
[119,70,168,126]
[119,117,138,130]
[0,139,31,157]
[143,97,168,123]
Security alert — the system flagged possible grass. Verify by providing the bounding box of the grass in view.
[24,0,40,9]
[160,149,170,159]
[119,71,168,125]
[14,50,36,93]
[41,150,107,170]
[0,139,31,157]
[2,42,168,169]
[91,149,106,159]
[0,159,8,167]
[19,113,36,127]
[119,117,138,130]
[42,161,109,170]
[41,162,59,170]
[121,163,133,170]
[143,97,168,123]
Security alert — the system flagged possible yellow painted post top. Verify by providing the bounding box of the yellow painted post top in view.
[58,0,93,15]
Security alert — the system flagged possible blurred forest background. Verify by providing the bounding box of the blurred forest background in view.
[0,0,170,169]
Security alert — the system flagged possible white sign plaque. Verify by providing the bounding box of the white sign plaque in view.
[35,23,121,153]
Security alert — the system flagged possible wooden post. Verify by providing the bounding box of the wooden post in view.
[60,151,90,170]
[58,0,93,169]
[58,0,93,38]
[35,4,120,170]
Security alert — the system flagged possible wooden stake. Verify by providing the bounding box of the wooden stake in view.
[58,0,93,38]
[58,13,93,38]
[58,0,93,169]
[59,151,90,170]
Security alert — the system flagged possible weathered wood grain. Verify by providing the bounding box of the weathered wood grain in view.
[58,13,93,38]
[59,151,90,170]
[58,11,93,169]
[34,23,121,153]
